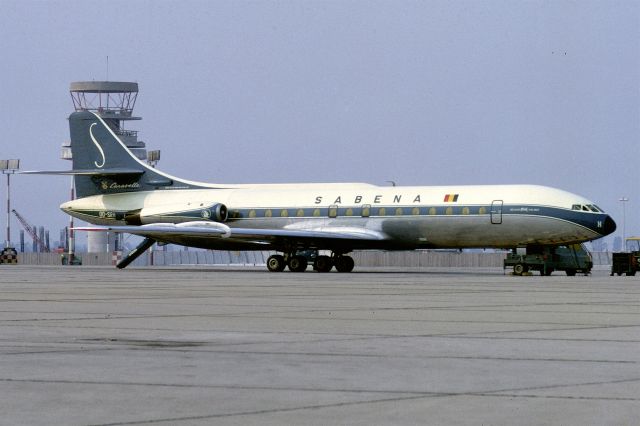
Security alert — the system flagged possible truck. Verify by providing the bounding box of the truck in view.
[610,237,640,276]
[504,244,592,276]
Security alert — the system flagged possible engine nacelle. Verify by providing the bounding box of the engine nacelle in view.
[206,203,228,223]
[125,202,228,225]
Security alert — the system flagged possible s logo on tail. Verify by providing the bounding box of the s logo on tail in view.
[89,123,106,168]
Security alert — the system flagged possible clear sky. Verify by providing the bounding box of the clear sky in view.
[1,0,638,250]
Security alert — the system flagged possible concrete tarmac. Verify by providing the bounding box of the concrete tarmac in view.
[0,265,638,425]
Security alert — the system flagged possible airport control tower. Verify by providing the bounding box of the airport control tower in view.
[64,81,149,254]
[65,81,147,160]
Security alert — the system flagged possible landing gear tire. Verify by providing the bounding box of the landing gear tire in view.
[565,269,577,276]
[267,255,286,272]
[334,255,355,273]
[513,263,527,276]
[288,256,308,272]
[314,255,333,273]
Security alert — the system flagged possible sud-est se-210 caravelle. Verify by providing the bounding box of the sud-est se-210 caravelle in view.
[34,110,616,272]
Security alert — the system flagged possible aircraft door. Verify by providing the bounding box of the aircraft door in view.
[490,200,503,224]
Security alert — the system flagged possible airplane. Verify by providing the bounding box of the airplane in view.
[43,110,616,271]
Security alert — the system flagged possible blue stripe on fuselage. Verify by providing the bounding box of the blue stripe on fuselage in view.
[223,204,609,235]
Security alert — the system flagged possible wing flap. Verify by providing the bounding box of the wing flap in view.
[229,227,387,241]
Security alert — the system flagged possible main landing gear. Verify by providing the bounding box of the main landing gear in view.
[266,252,354,273]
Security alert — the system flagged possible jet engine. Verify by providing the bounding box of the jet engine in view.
[124,202,228,225]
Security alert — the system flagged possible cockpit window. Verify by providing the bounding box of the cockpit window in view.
[572,204,603,213]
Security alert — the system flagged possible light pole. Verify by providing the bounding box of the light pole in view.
[1,159,20,249]
[620,197,629,251]
[146,150,162,262]
[147,150,161,168]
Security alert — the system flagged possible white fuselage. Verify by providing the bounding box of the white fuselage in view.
[62,183,612,250]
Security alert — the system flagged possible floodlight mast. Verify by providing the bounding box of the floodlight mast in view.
[1,159,20,249]
[147,150,161,168]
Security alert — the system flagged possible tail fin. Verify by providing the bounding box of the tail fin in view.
[69,111,198,197]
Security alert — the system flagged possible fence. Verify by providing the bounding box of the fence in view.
[10,250,614,268]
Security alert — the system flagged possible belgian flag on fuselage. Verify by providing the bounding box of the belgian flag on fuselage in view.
[443,194,459,202]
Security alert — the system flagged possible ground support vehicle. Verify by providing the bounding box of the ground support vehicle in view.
[610,253,637,276]
[504,244,592,276]
[610,237,640,276]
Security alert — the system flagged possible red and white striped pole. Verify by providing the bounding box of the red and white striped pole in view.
[5,173,10,248]
[68,177,75,263]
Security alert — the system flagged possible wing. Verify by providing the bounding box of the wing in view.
[74,221,389,249]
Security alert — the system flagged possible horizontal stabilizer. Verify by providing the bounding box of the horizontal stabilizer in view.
[21,168,145,176]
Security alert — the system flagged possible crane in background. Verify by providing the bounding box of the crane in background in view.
[11,209,49,252]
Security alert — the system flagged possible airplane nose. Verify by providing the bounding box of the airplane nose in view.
[602,215,616,236]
